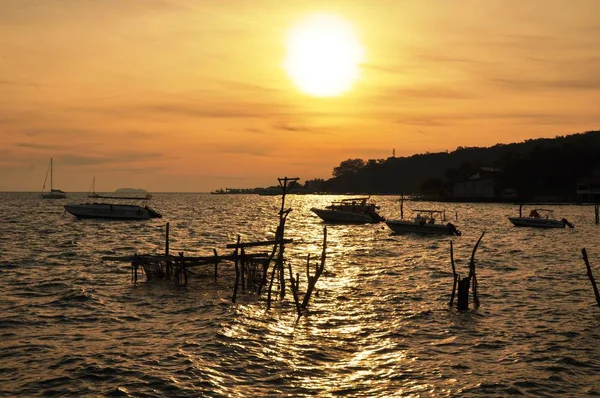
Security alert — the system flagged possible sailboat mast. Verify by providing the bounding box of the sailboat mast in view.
[50,158,53,191]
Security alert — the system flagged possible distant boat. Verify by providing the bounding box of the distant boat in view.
[64,177,162,220]
[385,209,461,235]
[310,197,385,224]
[508,207,574,228]
[41,158,67,199]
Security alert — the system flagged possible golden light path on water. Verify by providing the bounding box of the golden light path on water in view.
[0,192,599,396]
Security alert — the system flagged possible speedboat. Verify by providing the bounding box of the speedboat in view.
[385,209,461,235]
[508,207,573,228]
[310,197,384,224]
[64,178,162,220]
[64,201,162,220]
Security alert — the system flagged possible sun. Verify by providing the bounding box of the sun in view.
[284,14,364,97]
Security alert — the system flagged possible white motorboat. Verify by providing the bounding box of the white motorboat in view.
[310,197,385,224]
[41,158,67,199]
[508,207,573,228]
[64,201,162,220]
[385,209,461,235]
[64,178,161,220]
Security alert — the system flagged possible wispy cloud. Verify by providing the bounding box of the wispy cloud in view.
[491,77,600,92]
[59,152,166,166]
[0,79,40,88]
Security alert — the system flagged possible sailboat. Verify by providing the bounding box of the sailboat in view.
[41,158,67,199]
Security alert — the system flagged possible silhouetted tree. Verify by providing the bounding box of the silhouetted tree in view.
[332,159,366,178]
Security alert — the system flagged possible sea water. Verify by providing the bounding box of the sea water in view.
[1,193,599,397]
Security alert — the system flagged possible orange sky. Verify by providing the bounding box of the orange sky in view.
[1,0,599,192]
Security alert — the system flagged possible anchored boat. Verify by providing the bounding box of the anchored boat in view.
[41,158,67,199]
[385,209,461,235]
[310,197,385,224]
[508,207,573,228]
[64,178,162,220]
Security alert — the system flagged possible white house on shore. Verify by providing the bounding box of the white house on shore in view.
[576,177,600,202]
[452,167,517,200]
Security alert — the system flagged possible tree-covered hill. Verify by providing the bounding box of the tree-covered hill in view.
[302,130,600,197]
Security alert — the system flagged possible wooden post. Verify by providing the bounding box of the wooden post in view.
[469,231,485,308]
[582,248,600,308]
[400,192,404,220]
[452,231,485,311]
[179,252,187,285]
[519,204,523,218]
[232,235,241,303]
[595,205,599,225]
[456,277,470,310]
[165,222,171,278]
[449,241,458,307]
[300,226,327,312]
[240,247,246,292]
[287,260,301,316]
[213,248,218,279]
[165,222,170,255]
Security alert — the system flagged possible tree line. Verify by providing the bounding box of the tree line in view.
[299,130,600,198]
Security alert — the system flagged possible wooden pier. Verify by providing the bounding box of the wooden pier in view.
[103,177,328,316]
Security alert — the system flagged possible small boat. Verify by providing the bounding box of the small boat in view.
[508,207,574,228]
[385,209,461,235]
[310,197,385,224]
[64,178,162,220]
[41,158,67,199]
[64,201,162,220]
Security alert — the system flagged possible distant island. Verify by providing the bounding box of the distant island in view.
[115,188,148,194]
[218,130,600,203]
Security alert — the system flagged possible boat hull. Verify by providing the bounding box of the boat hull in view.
[42,193,67,199]
[385,220,455,235]
[311,208,381,224]
[64,203,161,220]
[508,217,565,228]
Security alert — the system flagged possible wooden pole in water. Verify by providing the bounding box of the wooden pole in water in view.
[165,222,170,255]
[232,235,241,303]
[400,192,404,220]
[240,247,246,292]
[449,241,458,307]
[300,226,327,312]
[469,231,485,308]
[455,231,485,310]
[581,248,600,308]
[213,248,219,279]
[165,222,171,278]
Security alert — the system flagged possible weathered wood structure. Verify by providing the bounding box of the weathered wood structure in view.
[448,231,485,310]
[581,248,600,308]
[105,177,328,316]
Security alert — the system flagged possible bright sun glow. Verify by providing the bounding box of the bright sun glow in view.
[285,14,364,97]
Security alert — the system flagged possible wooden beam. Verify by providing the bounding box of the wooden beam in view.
[226,238,293,249]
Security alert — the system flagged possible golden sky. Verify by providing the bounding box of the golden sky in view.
[1,0,599,192]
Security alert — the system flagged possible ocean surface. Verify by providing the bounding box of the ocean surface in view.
[1,192,599,397]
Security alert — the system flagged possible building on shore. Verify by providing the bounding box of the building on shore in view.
[576,177,600,202]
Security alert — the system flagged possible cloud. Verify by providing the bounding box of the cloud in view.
[491,77,600,92]
[60,152,165,166]
[377,86,478,100]
[0,79,40,88]
[395,112,595,127]
[206,143,272,157]
[14,142,64,150]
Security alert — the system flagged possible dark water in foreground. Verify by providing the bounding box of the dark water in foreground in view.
[1,193,599,397]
